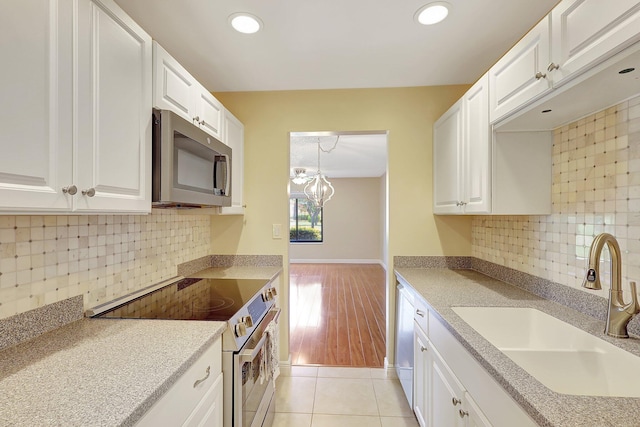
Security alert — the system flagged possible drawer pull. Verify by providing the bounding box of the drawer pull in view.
[193,366,211,388]
[452,397,462,406]
[459,409,469,418]
[416,309,425,317]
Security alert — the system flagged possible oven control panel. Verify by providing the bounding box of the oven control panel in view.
[225,281,277,350]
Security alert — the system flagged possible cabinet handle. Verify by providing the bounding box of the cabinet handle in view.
[62,185,77,195]
[193,366,211,388]
[420,345,428,352]
[416,309,425,317]
[200,119,206,126]
[82,188,96,197]
[456,201,467,206]
[535,71,547,80]
[452,397,462,406]
[193,116,200,124]
[547,62,560,72]
[459,409,469,418]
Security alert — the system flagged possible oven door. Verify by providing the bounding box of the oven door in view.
[234,308,280,427]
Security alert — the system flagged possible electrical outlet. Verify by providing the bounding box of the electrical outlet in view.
[272,224,282,239]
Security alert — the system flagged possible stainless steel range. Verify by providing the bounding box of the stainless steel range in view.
[88,276,279,427]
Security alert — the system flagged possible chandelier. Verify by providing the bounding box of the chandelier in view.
[303,137,337,207]
[291,168,311,185]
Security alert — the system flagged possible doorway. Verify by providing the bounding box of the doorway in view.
[288,131,389,367]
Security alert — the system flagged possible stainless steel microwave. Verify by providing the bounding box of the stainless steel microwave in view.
[152,109,232,208]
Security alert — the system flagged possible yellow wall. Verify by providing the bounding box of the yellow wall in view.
[211,86,472,364]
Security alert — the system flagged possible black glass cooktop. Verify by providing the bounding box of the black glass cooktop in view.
[95,278,270,321]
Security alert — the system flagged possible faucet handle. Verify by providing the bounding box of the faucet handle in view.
[626,281,640,315]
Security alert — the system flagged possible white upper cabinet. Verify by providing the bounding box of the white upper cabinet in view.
[433,99,463,214]
[153,42,197,121]
[462,75,490,214]
[194,85,224,141]
[153,42,224,141]
[551,0,640,86]
[0,0,151,214]
[434,75,490,214]
[491,0,640,127]
[0,0,73,212]
[218,109,245,215]
[489,17,552,123]
[75,0,152,213]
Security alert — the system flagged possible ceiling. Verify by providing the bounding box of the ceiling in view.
[290,133,387,179]
[114,0,560,92]
[114,0,559,178]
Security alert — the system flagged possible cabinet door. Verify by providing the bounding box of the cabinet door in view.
[183,372,223,427]
[413,325,429,427]
[75,0,152,213]
[463,392,492,427]
[153,41,197,123]
[433,99,463,214]
[0,0,73,212]
[550,0,640,85]
[489,17,551,123]
[195,87,224,140]
[218,110,245,215]
[462,74,490,214]
[430,347,465,427]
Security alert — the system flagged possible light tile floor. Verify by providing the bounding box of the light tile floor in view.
[274,366,419,427]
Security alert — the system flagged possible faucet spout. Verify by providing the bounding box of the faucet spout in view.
[583,233,639,338]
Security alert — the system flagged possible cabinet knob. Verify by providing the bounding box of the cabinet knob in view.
[459,409,469,418]
[200,119,206,126]
[82,188,96,197]
[193,116,200,124]
[420,345,428,352]
[62,185,77,195]
[535,71,547,80]
[452,397,462,406]
[547,62,560,72]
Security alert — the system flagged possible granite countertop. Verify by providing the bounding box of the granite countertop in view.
[394,268,640,427]
[187,265,282,281]
[0,318,226,427]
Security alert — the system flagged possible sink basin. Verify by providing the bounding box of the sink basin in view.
[451,306,640,397]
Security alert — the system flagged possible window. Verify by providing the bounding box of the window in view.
[290,197,323,242]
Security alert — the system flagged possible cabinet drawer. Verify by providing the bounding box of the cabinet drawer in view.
[183,371,223,427]
[413,297,428,333]
[136,338,222,426]
[428,311,536,427]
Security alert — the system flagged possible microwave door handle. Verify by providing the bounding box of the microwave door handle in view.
[224,154,230,197]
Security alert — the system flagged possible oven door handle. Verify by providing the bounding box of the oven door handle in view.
[240,333,267,363]
[239,308,280,363]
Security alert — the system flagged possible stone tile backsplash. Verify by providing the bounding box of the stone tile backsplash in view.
[0,210,211,319]
[473,95,640,301]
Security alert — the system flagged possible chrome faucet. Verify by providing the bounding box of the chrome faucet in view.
[583,233,640,338]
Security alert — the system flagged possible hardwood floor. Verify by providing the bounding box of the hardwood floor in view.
[289,263,386,367]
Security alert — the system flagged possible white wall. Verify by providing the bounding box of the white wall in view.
[290,177,383,263]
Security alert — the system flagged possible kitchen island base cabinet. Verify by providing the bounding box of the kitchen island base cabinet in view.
[136,338,223,427]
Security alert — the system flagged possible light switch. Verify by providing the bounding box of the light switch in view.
[272,224,282,239]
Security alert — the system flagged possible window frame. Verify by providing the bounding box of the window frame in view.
[289,195,323,243]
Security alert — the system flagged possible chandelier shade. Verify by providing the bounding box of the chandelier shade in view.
[304,173,335,207]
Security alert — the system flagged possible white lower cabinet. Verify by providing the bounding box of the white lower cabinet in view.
[137,338,222,427]
[408,295,538,427]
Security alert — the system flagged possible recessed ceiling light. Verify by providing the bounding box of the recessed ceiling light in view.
[229,13,263,34]
[415,2,450,26]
